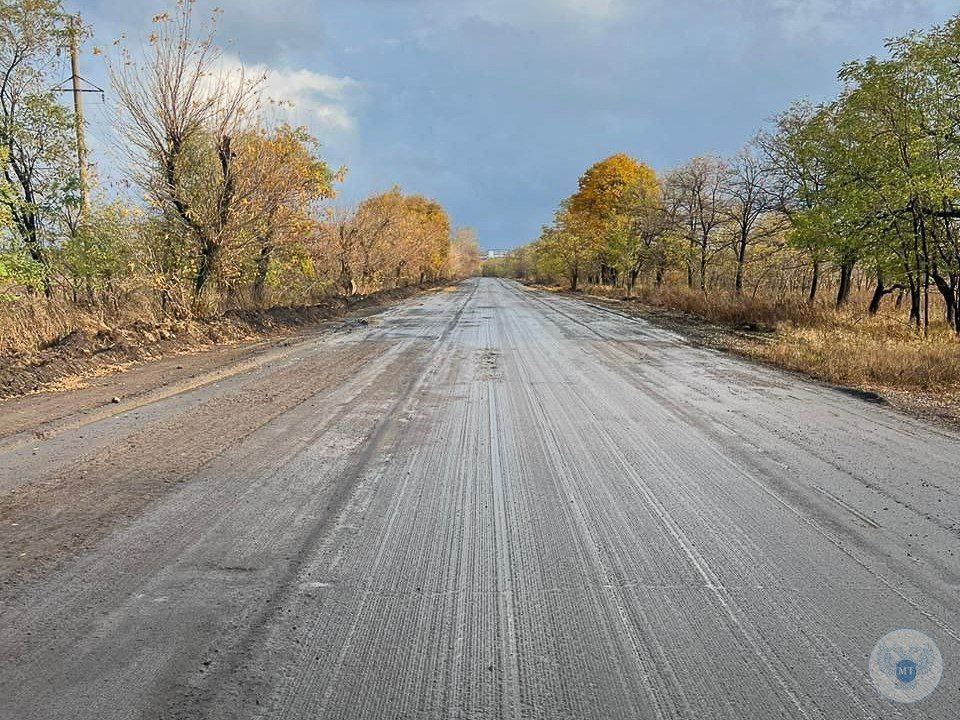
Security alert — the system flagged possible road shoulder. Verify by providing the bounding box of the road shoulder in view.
[523,282,960,430]
[0,284,453,441]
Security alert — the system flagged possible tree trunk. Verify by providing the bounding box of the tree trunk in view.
[868,277,885,315]
[253,242,272,306]
[951,274,959,327]
[193,239,220,308]
[867,273,901,316]
[734,233,747,295]
[192,134,235,310]
[954,282,960,335]
[931,270,956,326]
[807,260,819,304]
[908,279,921,330]
[600,263,615,287]
[216,136,235,232]
[836,261,854,307]
[339,259,353,296]
[699,238,708,291]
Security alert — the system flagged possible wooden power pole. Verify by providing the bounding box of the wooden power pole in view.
[68,14,89,215]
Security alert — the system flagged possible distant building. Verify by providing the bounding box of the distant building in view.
[481,249,511,261]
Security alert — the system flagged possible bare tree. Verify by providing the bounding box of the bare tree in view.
[111,3,262,310]
[664,155,727,290]
[722,147,784,294]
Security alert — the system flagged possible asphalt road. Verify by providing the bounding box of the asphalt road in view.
[2,277,959,719]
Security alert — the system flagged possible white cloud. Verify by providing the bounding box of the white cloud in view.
[262,68,357,103]
[310,104,355,131]
[217,53,359,132]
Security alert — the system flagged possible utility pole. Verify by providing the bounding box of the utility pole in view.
[68,14,89,216]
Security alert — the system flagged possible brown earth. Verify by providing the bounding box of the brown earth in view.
[0,284,447,400]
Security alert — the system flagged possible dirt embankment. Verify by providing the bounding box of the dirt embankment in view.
[0,284,446,400]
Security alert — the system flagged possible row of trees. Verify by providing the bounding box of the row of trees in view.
[0,0,478,320]
[504,13,960,335]
[515,152,794,296]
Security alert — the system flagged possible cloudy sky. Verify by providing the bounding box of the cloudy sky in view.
[71,0,958,249]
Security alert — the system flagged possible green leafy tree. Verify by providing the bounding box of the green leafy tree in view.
[59,202,135,302]
[757,101,832,303]
[0,0,79,294]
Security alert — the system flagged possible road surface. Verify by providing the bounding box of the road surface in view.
[1,277,959,719]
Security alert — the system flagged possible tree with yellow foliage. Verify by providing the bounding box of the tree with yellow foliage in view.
[603,162,664,293]
[539,154,660,290]
[447,228,482,279]
[322,188,452,296]
[403,195,450,285]
[568,154,648,225]
[536,202,592,291]
[234,124,339,305]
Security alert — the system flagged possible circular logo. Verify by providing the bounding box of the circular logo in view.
[869,629,943,703]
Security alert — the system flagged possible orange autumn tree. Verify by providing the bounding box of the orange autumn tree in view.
[568,154,650,226]
[234,124,339,304]
[322,188,452,295]
[567,153,658,286]
[537,153,659,290]
[367,190,450,288]
[403,195,450,285]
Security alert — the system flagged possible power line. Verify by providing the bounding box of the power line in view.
[52,13,106,217]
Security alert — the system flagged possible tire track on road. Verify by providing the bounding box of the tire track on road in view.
[195,282,480,720]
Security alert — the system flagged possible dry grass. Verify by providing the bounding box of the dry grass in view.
[744,316,960,391]
[632,285,824,331]
[0,282,452,399]
[0,298,96,356]
[0,295,161,357]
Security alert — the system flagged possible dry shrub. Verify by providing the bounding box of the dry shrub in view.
[632,285,825,331]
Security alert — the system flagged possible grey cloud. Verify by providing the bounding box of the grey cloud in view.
[74,0,959,247]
